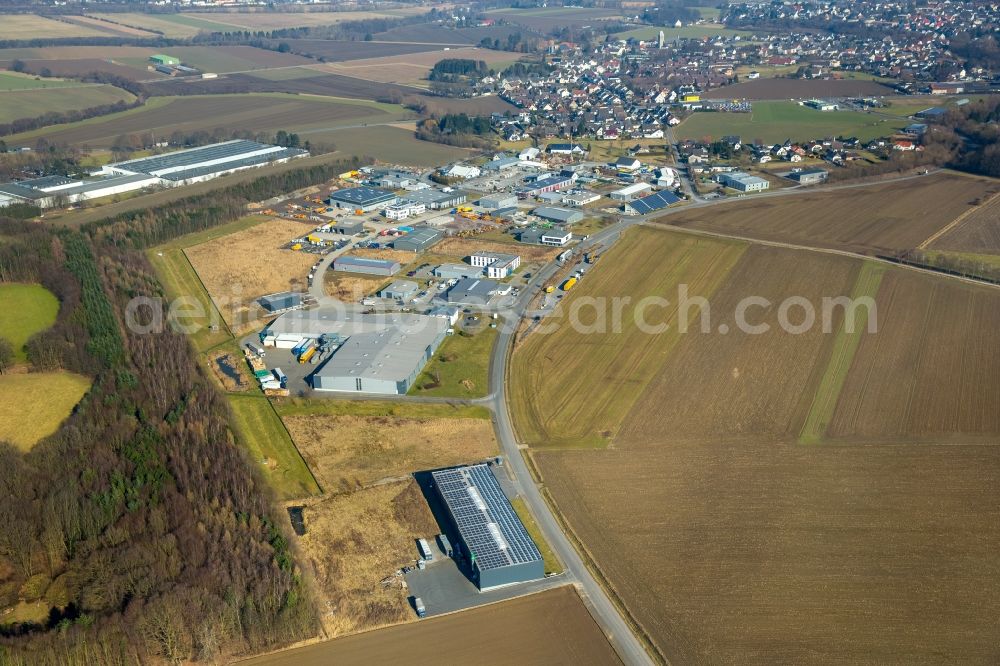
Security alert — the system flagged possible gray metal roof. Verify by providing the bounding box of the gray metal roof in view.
[393,227,442,250]
[333,255,400,270]
[157,148,307,182]
[402,188,465,206]
[109,140,284,176]
[433,464,542,571]
[329,186,397,206]
[533,206,583,223]
[446,278,499,304]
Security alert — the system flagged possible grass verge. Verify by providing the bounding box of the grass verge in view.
[511,496,562,575]
[227,394,320,499]
[274,398,491,420]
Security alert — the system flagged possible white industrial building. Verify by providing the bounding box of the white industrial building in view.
[383,201,426,220]
[610,182,653,201]
[261,309,448,395]
[716,171,771,192]
[470,251,521,279]
[0,139,308,208]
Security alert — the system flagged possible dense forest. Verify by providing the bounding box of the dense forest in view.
[0,157,365,663]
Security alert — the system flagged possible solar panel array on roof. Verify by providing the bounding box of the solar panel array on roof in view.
[626,190,681,214]
[109,140,283,177]
[432,465,542,572]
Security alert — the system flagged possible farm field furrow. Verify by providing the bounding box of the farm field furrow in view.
[243,585,622,666]
[511,227,746,448]
[320,47,521,86]
[799,262,885,443]
[664,172,999,255]
[537,438,1000,665]
[3,93,397,148]
[929,191,1000,255]
[829,270,1000,438]
[614,245,859,443]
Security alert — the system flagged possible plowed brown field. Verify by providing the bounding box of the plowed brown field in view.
[513,220,1000,664]
[829,270,1000,438]
[244,585,623,665]
[929,191,1000,255]
[665,172,998,255]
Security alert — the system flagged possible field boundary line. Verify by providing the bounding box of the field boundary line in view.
[177,247,236,342]
[538,485,668,665]
[648,222,1000,292]
[917,190,1000,250]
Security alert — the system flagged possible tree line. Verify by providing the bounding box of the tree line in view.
[0,158,370,662]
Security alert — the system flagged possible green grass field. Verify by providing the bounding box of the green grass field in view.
[227,394,320,499]
[799,263,885,443]
[0,85,135,124]
[90,12,236,38]
[616,24,754,41]
[675,100,910,143]
[0,71,78,90]
[274,398,491,420]
[0,283,59,362]
[511,496,562,575]
[410,326,498,399]
[147,215,267,352]
[0,371,90,450]
[304,125,473,166]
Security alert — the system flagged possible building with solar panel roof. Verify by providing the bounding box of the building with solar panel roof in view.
[431,464,544,590]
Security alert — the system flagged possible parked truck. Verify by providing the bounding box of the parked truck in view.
[562,277,578,291]
[272,368,287,387]
[414,597,426,618]
[544,285,555,294]
[417,538,434,561]
[437,533,453,558]
[298,346,316,364]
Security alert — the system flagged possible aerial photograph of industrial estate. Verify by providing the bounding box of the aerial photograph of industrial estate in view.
[0,0,998,663]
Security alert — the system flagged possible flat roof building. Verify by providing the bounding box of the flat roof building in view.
[483,156,520,172]
[393,227,442,253]
[329,220,366,235]
[783,167,828,185]
[328,186,398,212]
[446,278,501,306]
[333,255,400,276]
[717,171,770,192]
[102,139,307,183]
[150,54,180,66]
[532,206,584,225]
[380,280,419,301]
[403,188,468,210]
[433,263,480,280]
[479,193,518,210]
[610,182,653,201]
[470,251,521,279]
[518,226,572,246]
[432,464,544,590]
[259,291,302,313]
[517,174,574,199]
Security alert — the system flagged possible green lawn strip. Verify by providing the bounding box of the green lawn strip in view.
[409,326,498,399]
[227,394,321,499]
[274,398,491,420]
[511,496,562,575]
[799,262,885,443]
[0,283,59,362]
[675,100,909,144]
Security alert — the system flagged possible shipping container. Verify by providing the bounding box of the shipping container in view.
[298,347,316,364]
[437,534,453,558]
[254,369,271,379]
[562,277,577,291]
[273,368,287,386]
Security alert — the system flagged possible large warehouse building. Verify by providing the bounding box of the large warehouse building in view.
[432,464,545,590]
[261,308,448,395]
[0,140,308,208]
[328,186,397,212]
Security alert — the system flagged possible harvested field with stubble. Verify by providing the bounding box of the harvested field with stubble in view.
[828,270,1000,439]
[511,227,746,448]
[929,191,1000,255]
[515,220,1000,663]
[293,479,438,637]
[270,39,448,62]
[285,412,496,492]
[702,77,894,100]
[184,216,315,327]
[243,585,622,666]
[0,15,107,40]
[664,172,999,255]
